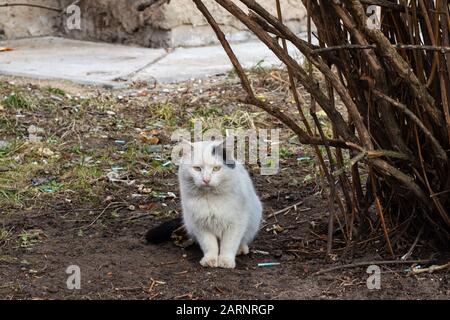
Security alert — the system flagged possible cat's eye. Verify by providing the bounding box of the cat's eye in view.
[193,166,202,171]
[213,166,221,172]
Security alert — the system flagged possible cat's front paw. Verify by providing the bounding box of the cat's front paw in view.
[200,255,218,268]
[218,255,236,269]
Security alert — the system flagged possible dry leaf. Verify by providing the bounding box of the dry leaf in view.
[138,203,157,211]
[148,136,159,144]
[38,147,55,157]
[137,90,149,97]
[139,131,160,144]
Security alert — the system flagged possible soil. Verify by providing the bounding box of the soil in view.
[0,74,449,300]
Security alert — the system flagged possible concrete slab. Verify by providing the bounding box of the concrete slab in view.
[0,36,306,87]
[0,37,167,87]
[132,40,302,83]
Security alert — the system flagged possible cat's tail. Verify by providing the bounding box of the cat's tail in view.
[145,217,183,244]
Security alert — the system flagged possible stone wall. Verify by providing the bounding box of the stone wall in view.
[0,0,61,40]
[155,0,307,47]
[1,0,307,47]
[61,0,307,47]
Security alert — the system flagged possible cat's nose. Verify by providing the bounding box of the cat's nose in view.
[202,178,210,185]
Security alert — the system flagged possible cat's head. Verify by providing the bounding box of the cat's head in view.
[179,140,235,189]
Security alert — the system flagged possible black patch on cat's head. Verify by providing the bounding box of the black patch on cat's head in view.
[212,143,235,169]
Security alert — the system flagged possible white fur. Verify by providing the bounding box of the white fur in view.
[178,141,262,269]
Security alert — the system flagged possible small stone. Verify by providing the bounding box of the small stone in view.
[273,250,283,258]
[0,140,9,149]
[38,147,55,157]
[50,95,63,102]
[45,286,58,293]
[28,134,42,142]
[27,125,43,134]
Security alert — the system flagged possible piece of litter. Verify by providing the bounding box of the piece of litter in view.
[162,161,172,167]
[258,262,280,267]
[297,156,313,161]
[146,145,163,153]
[151,191,170,198]
[111,165,124,172]
[115,140,126,145]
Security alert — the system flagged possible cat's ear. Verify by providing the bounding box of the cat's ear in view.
[178,139,193,163]
[212,140,236,169]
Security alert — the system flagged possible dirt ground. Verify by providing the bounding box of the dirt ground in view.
[0,73,449,300]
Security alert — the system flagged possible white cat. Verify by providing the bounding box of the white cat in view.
[178,140,262,269]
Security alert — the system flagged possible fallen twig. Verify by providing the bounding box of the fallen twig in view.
[313,259,433,276]
[80,202,122,230]
[148,278,166,293]
[114,286,143,292]
[267,201,304,218]
[118,212,153,222]
[409,262,450,275]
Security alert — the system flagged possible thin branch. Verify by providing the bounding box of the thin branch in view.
[369,169,394,257]
[217,0,361,145]
[401,226,424,261]
[194,0,350,149]
[372,89,447,161]
[359,0,405,11]
[312,43,450,54]
[0,2,61,12]
[136,0,169,11]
